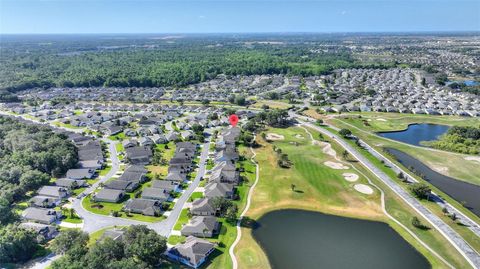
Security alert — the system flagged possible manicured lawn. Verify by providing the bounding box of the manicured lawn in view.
[62,210,83,224]
[168,235,186,245]
[173,208,190,231]
[205,219,238,269]
[98,165,112,176]
[108,132,126,141]
[206,159,214,170]
[115,142,125,153]
[188,192,204,202]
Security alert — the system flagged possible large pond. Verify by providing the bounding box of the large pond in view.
[377,123,450,147]
[385,148,480,217]
[252,209,430,269]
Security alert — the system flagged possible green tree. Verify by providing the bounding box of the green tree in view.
[339,128,352,137]
[51,229,89,255]
[0,225,38,263]
[0,198,14,224]
[123,225,167,266]
[410,183,431,200]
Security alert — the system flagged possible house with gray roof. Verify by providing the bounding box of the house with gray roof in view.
[139,136,154,147]
[204,182,235,199]
[29,196,61,208]
[99,228,126,242]
[151,180,180,192]
[141,187,171,202]
[55,178,86,189]
[180,216,220,238]
[66,168,95,180]
[78,160,104,170]
[19,222,58,242]
[125,146,153,164]
[37,186,69,199]
[190,198,217,216]
[165,171,187,183]
[118,171,146,183]
[22,207,61,224]
[167,236,215,268]
[122,139,138,148]
[124,165,148,174]
[93,189,125,203]
[104,180,139,192]
[123,199,162,216]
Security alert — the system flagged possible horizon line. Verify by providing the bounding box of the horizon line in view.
[1,30,480,35]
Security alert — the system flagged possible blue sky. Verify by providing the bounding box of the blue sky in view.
[1,0,479,34]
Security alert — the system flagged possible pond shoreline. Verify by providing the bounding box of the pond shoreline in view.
[385,147,480,218]
[252,209,430,269]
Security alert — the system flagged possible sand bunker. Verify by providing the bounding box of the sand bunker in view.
[324,161,349,170]
[266,133,285,141]
[295,134,305,139]
[465,156,480,163]
[342,173,359,182]
[376,118,387,122]
[354,184,374,195]
[321,142,337,157]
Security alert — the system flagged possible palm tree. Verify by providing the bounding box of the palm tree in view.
[342,150,349,160]
[291,184,296,191]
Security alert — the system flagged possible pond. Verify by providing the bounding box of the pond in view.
[252,209,430,269]
[377,123,450,147]
[385,148,480,218]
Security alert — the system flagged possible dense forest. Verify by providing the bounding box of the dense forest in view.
[429,126,480,154]
[0,117,78,224]
[0,35,395,94]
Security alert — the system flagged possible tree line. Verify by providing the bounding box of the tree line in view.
[0,37,396,94]
[429,125,480,154]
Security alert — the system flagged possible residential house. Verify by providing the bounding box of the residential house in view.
[123,139,138,148]
[167,236,215,268]
[204,182,235,199]
[22,207,61,224]
[104,180,139,192]
[29,196,60,208]
[125,146,153,164]
[180,216,220,238]
[37,186,69,199]
[151,180,180,192]
[93,189,125,203]
[123,199,162,216]
[66,168,95,180]
[55,178,85,189]
[141,187,171,202]
[190,198,217,216]
[19,222,58,242]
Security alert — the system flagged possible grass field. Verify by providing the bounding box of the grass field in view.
[250,100,292,110]
[234,126,472,269]
[146,142,176,177]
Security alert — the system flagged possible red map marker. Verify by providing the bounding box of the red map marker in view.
[229,114,239,127]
